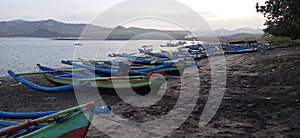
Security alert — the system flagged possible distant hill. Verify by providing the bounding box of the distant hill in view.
[0,19,264,40]
[0,19,87,37]
[0,19,188,40]
[218,33,264,43]
[214,28,263,36]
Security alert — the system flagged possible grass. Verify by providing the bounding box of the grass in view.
[264,36,300,46]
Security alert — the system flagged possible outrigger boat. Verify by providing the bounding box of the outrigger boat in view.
[160,40,207,60]
[0,104,110,119]
[223,40,258,54]
[61,60,177,76]
[138,45,154,53]
[160,40,204,47]
[0,102,97,138]
[107,53,178,64]
[201,44,225,56]
[8,64,165,92]
[68,58,196,76]
[258,44,275,51]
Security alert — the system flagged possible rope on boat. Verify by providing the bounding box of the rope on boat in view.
[53,109,80,123]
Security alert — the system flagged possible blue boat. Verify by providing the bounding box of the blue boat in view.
[7,69,87,92]
[61,60,173,75]
[77,59,197,76]
[200,44,225,56]
[0,102,109,138]
[8,64,163,92]
[144,52,171,58]
[108,53,178,64]
[223,40,258,54]
[258,45,275,50]
[0,105,110,119]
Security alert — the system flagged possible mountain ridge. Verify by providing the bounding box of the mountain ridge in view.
[215,27,263,36]
[0,19,263,39]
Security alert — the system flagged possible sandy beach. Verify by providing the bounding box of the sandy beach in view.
[0,46,299,137]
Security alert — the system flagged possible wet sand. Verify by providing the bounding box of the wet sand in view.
[0,46,299,137]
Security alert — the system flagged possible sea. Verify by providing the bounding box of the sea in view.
[0,37,168,77]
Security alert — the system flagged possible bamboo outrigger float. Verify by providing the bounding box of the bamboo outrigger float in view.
[0,105,110,119]
[8,64,165,92]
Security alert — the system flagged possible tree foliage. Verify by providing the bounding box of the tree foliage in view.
[256,0,300,39]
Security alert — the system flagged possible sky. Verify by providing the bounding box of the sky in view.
[0,0,267,30]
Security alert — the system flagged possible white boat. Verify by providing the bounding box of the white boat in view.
[138,45,154,53]
[160,40,204,47]
[74,42,82,46]
[160,40,204,53]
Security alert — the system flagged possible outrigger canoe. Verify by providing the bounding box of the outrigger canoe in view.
[73,59,196,76]
[0,102,96,138]
[223,47,258,54]
[223,40,258,54]
[258,45,275,51]
[0,105,110,119]
[61,60,175,76]
[108,53,178,64]
[8,64,164,92]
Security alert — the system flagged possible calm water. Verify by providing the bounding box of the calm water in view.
[0,37,167,77]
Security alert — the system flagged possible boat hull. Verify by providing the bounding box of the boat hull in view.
[36,64,165,89]
[0,102,95,138]
[21,111,92,138]
[80,60,191,76]
[225,48,258,54]
[44,73,161,89]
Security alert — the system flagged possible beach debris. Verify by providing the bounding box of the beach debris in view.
[223,97,231,100]
[198,67,205,70]
[44,96,57,101]
[265,97,272,100]
[10,82,22,87]
[246,103,256,107]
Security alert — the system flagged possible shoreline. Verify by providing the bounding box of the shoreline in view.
[0,46,299,137]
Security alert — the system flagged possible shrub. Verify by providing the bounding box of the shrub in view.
[264,36,300,46]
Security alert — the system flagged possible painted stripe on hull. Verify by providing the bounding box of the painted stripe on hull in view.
[20,112,92,138]
[59,126,89,138]
[44,74,163,89]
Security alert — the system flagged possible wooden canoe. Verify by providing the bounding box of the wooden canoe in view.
[78,60,191,76]
[37,65,164,89]
[0,102,95,138]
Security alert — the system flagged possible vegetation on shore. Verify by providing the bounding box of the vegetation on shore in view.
[264,36,300,46]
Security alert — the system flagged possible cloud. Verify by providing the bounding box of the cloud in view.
[0,0,267,30]
[207,16,265,30]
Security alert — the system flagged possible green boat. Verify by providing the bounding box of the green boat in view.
[38,65,164,89]
[8,64,165,92]
[0,102,95,138]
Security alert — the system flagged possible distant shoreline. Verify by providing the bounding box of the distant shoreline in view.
[0,36,184,41]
